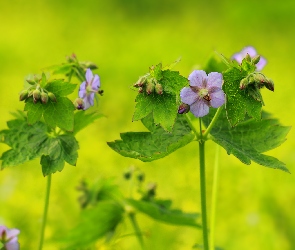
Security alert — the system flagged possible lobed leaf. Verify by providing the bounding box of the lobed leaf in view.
[202,109,291,172]
[108,114,195,162]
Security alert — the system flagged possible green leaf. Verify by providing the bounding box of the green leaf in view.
[133,64,188,132]
[108,114,195,162]
[45,80,77,96]
[0,119,79,176]
[203,109,291,172]
[61,201,124,250]
[127,199,201,228]
[223,57,262,126]
[72,111,104,135]
[24,96,75,131]
[41,134,79,176]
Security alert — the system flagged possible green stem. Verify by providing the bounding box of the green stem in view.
[185,114,200,139]
[129,213,144,250]
[199,118,209,250]
[209,144,220,250]
[203,106,223,139]
[38,174,52,250]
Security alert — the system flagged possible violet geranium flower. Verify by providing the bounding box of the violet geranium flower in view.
[232,46,267,71]
[78,68,101,110]
[180,70,225,117]
[0,225,20,250]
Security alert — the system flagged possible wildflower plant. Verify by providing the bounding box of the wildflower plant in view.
[0,54,104,249]
[108,48,291,249]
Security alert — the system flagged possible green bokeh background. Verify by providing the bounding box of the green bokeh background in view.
[1,0,295,249]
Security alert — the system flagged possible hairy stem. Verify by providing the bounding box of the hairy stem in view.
[38,174,52,250]
[185,114,200,139]
[129,213,144,250]
[199,118,209,250]
[203,106,223,139]
[209,144,220,250]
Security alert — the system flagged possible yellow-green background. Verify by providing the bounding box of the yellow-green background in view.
[0,0,295,249]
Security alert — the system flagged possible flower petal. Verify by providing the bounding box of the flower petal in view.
[83,93,95,110]
[207,72,223,89]
[78,83,86,98]
[256,56,267,71]
[6,229,20,239]
[241,46,257,57]
[91,75,100,90]
[190,99,209,117]
[85,68,93,83]
[209,89,225,108]
[5,241,20,250]
[180,87,197,105]
[188,70,207,88]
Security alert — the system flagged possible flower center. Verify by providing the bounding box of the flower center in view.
[198,88,209,98]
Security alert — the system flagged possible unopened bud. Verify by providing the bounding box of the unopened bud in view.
[245,53,251,62]
[178,103,190,114]
[239,78,249,90]
[138,87,143,93]
[146,80,155,95]
[73,98,84,110]
[252,55,261,65]
[26,79,36,85]
[19,90,29,101]
[134,76,147,88]
[81,62,98,70]
[48,92,57,102]
[41,92,48,104]
[264,78,274,91]
[155,83,163,95]
[33,89,41,103]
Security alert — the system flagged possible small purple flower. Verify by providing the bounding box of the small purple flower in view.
[232,46,267,71]
[78,68,101,110]
[180,70,225,118]
[0,225,20,250]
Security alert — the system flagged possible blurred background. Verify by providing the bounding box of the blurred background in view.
[0,0,295,249]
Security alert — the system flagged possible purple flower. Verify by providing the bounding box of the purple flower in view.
[78,68,101,110]
[0,225,20,250]
[180,70,225,117]
[232,46,267,71]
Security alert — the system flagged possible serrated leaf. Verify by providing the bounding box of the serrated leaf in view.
[127,199,201,228]
[223,61,262,126]
[72,111,104,135]
[24,96,75,131]
[61,201,124,250]
[108,114,195,162]
[203,109,291,172]
[41,134,79,176]
[45,80,77,96]
[133,68,188,131]
[0,119,79,176]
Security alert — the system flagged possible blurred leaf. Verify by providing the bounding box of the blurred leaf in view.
[223,57,262,126]
[133,63,188,131]
[107,114,195,162]
[203,53,228,73]
[203,109,291,172]
[61,201,124,250]
[127,199,201,228]
[41,134,79,176]
[0,119,79,176]
[72,111,104,135]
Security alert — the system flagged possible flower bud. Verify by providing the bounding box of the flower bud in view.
[33,89,40,103]
[146,80,155,95]
[155,83,163,95]
[48,92,57,102]
[134,76,147,88]
[19,90,29,101]
[41,92,48,104]
[26,79,36,85]
[264,78,274,91]
[252,55,261,65]
[245,53,251,62]
[239,78,249,90]
[138,87,143,93]
[178,103,190,114]
[73,98,84,110]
